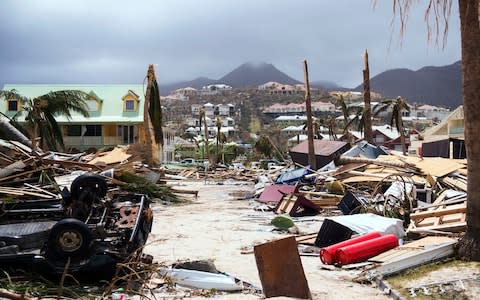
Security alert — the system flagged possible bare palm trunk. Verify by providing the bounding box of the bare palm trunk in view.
[457,0,480,260]
[363,50,373,144]
[32,121,38,153]
[203,114,209,163]
[303,60,316,170]
[140,65,155,165]
[0,114,31,147]
[399,119,407,155]
[216,135,219,164]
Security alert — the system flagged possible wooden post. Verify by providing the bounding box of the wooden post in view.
[303,60,316,170]
[363,50,373,144]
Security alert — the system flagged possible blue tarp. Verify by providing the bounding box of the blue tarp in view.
[275,166,310,184]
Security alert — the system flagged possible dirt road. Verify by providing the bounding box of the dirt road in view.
[145,180,390,299]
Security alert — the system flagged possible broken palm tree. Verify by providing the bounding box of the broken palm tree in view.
[139,64,163,166]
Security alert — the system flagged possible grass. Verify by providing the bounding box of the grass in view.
[386,259,480,300]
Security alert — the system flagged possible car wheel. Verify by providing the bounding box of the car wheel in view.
[47,218,92,259]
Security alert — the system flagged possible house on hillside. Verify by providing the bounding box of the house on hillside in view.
[410,104,450,121]
[215,104,235,116]
[372,125,410,152]
[274,115,317,126]
[200,84,232,95]
[0,84,175,161]
[264,101,336,115]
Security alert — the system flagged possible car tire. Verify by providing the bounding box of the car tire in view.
[47,218,92,260]
[70,174,108,200]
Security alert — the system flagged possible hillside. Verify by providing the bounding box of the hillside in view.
[160,62,303,95]
[219,62,301,87]
[354,61,462,107]
[160,77,218,95]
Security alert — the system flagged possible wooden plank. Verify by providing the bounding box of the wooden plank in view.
[0,188,55,198]
[0,167,48,182]
[295,233,318,243]
[41,159,103,171]
[330,163,367,177]
[254,236,311,299]
[408,221,466,233]
[410,204,466,220]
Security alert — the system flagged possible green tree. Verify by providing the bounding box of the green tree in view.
[255,134,273,158]
[374,96,410,155]
[0,89,90,151]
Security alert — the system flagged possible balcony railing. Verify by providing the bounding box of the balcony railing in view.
[64,136,125,147]
[64,136,102,146]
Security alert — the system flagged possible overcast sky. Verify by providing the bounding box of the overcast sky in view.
[0,0,461,88]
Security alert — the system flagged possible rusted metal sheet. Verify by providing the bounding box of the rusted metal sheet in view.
[258,184,296,204]
[289,140,350,169]
[290,139,349,156]
[254,236,311,299]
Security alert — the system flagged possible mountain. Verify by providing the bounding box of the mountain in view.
[160,77,218,95]
[219,62,301,87]
[354,61,462,107]
[159,62,338,95]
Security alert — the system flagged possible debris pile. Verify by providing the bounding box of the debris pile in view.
[0,139,189,298]
[245,140,470,296]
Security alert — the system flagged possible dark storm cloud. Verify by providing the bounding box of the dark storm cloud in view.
[0,0,460,88]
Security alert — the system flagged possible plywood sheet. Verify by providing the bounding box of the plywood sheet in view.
[89,147,132,165]
[254,236,311,299]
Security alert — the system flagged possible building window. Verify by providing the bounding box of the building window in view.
[86,100,98,112]
[66,125,82,136]
[7,99,18,111]
[125,100,135,111]
[84,125,102,136]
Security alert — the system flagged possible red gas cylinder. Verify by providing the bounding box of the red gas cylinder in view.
[319,231,382,265]
[336,234,399,266]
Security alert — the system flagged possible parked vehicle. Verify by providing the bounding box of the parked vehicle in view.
[0,174,153,280]
[180,158,196,165]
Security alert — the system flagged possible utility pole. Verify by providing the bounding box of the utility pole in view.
[303,60,316,170]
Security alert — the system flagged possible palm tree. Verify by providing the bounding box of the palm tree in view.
[0,89,90,151]
[302,119,322,139]
[374,96,410,155]
[345,106,366,134]
[325,115,337,141]
[336,95,350,133]
[255,134,273,158]
[140,64,163,165]
[390,0,479,262]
